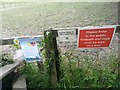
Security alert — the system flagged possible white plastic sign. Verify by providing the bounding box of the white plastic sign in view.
[57,29,77,48]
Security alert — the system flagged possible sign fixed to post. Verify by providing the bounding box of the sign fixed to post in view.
[17,36,42,61]
[57,29,77,48]
[77,26,116,48]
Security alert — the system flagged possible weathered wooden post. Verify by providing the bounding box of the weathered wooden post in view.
[44,29,61,88]
[52,30,61,82]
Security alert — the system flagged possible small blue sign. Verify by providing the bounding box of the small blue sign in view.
[18,37,41,61]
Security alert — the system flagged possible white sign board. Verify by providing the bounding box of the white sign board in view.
[57,29,77,48]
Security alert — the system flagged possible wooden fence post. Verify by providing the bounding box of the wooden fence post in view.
[52,30,61,82]
[44,29,61,88]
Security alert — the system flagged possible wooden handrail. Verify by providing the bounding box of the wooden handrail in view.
[0,35,44,79]
[0,56,24,79]
[0,38,13,45]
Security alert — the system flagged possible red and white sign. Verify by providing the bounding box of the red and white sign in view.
[77,26,116,48]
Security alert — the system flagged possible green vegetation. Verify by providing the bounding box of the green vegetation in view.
[20,30,119,89]
[21,54,119,88]
[0,53,14,67]
[58,53,119,88]
[22,62,49,88]
[21,34,119,88]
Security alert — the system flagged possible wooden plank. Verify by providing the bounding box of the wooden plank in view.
[0,38,13,45]
[0,57,24,79]
[12,75,27,90]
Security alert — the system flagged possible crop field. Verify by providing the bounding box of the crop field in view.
[2,2,118,38]
[1,1,120,89]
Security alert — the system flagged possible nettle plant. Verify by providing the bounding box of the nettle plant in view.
[0,53,14,67]
[58,50,119,88]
